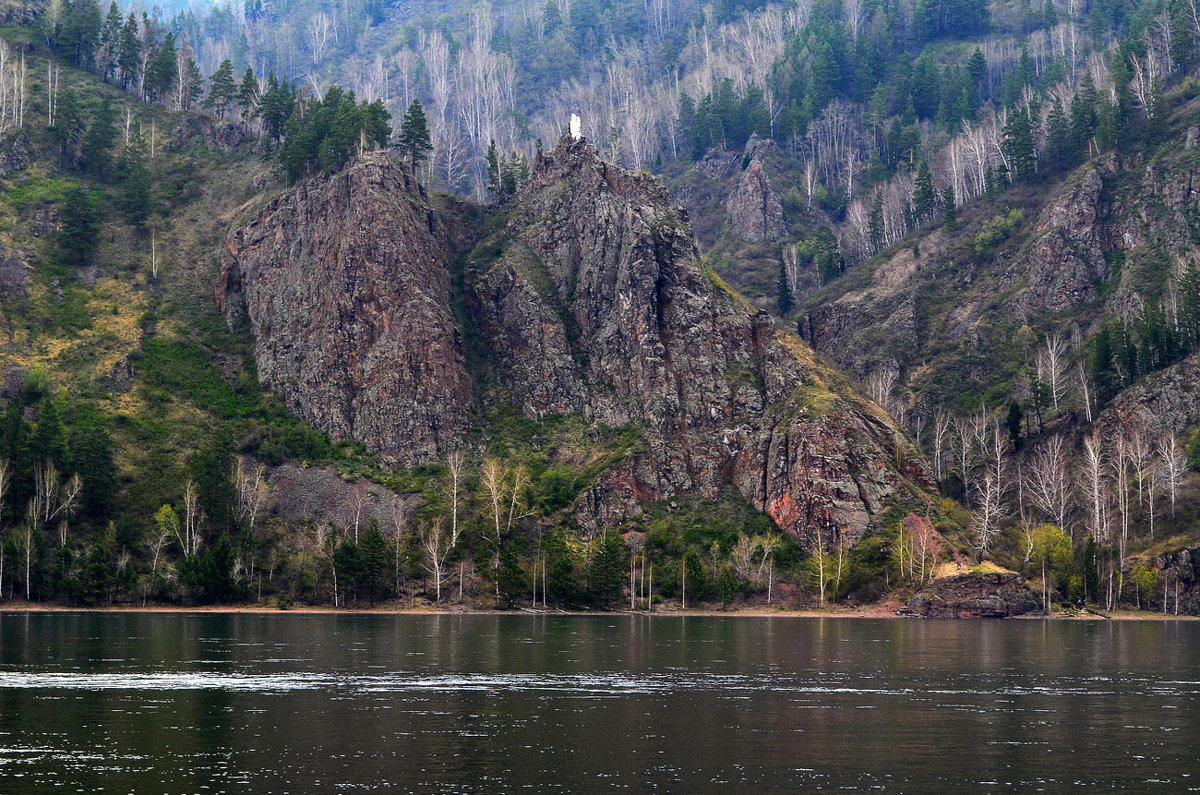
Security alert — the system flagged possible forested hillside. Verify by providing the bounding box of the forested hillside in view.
[1,0,1198,614]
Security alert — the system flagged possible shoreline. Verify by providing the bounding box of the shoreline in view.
[1,602,1194,620]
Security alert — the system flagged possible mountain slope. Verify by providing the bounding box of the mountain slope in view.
[220,136,933,546]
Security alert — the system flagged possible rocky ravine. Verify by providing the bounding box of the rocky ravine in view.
[219,138,931,548]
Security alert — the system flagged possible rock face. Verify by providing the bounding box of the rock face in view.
[726,140,785,242]
[1155,547,1200,615]
[905,572,1042,618]
[1015,169,1114,311]
[222,139,929,546]
[217,154,474,466]
[1099,353,1200,435]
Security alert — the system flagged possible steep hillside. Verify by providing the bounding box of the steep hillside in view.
[221,136,933,548]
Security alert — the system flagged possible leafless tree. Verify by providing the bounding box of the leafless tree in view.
[1112,429,1132,567]
[1158,433,1186,518]
[931,410,952,483]
[445,451,466,548]
[971,421,1008,558]
[306,11,333,64]
[1025,435,1073,535]
[1036,332,1070,415]
[1080,430,1107,544]
[233,457,267,535]
[183,479,201,558]
[422,519,452,602]
[1076,362,1094,422]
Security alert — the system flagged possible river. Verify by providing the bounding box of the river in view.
[1,613,1198,791]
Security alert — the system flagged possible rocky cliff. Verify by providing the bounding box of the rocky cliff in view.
[217,154,474,466]
[726,138,786,242]
[221,138,930,546]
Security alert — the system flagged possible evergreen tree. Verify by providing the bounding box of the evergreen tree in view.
[497,541,527,607]
[100,1,123,80]
[718,565,736,607]
[237,68,260,124]
[49,88,85,164]
[359,99,392,150]
[777,259,794,315]
[1044,100,1069,171]
[868,191,885,250]
[115,131,152,227]
[682,547,708,602]
[398,99,432,171]
[359,518,388,605]
[58,186,100,268]
[31,393,69,472]
[116,13,141,91]
[1005,399,1023,451]
[144,33,177,104]
[80,100,117,177]
[1003,107,1036,181]
[486,138,502,197]
[204,59,237,119]
[69,403,114,521]
[185,56,204,109]
[941,183,957,229]
[588,530,626,606]
[256,73,295,144]
[913,160,936,225]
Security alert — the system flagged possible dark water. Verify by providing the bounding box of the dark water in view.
[1,614,1199,792]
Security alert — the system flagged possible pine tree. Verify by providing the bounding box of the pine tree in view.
[1044,100,1069,171]
[967,47,987,103]
[144,33,177,104]
[100,1,123,80]
[1003,107,1036,181]
[116,131,152,227]
[237,68,260,124]
[359,518,388,606]
[80,100,117,177]
[777,259,794,315]
[486,139,502,198]
[941,183,957,229]
[868,191,885,250]
[181,54,204,110]
[204,60,237,119]
[117,13,141,91]
[397,99,431,171]
[913,160,935,225]
[49,88,85,164]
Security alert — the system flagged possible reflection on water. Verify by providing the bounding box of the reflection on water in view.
[1,613,1199,791]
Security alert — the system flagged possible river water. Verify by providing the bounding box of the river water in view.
[1,613,1198,791]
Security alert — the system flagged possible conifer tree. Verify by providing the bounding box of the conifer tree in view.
[398,99,432,171]
[1044,100,1069,171]
[1003,107,1036,181]
[941,183,957,229]
[486,139,502,197]
[913,160,935,225]
[868,191,885,250]
[117,13,141,91]
[144,33,177,104]
[80,100,117,177]
[204,60,237,119]
[237,68,260,124]
[116,131,152,227]
[777,259,795,315]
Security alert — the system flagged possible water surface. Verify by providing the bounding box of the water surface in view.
[1,613,1198,791]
